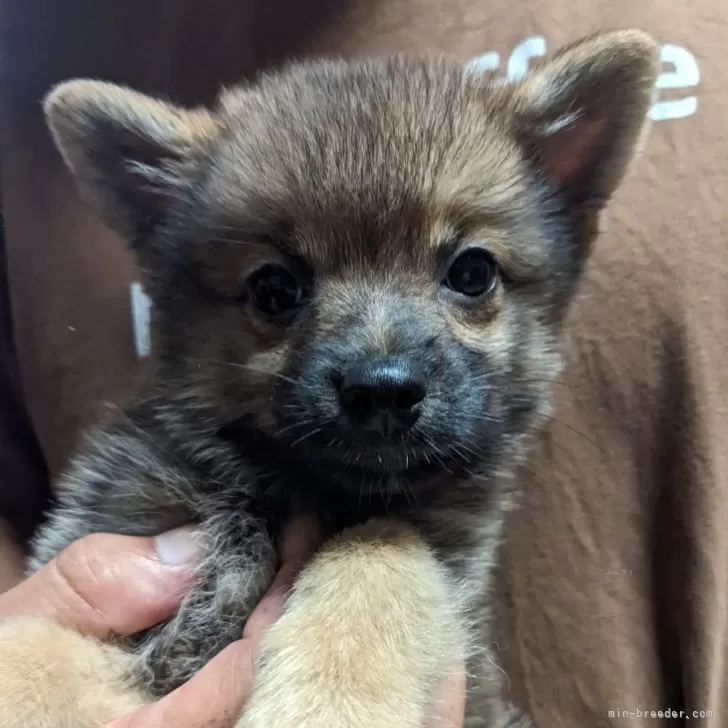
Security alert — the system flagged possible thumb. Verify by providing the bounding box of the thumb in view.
[0,528,203,638]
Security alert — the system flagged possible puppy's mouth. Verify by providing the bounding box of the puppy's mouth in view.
[219,416,469,492]
[315,442,443,472]
[302,437,469,493]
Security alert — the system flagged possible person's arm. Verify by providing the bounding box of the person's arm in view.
[0,199,53,590]
[0,522,24,592]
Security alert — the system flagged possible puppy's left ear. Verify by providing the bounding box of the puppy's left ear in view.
[511,30,659,209]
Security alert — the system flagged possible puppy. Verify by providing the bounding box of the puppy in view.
[0,30,658,727]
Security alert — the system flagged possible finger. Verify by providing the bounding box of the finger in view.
[0,528,203,638]
[107,639,256,728]
[425,662,467,728]
[278,513,323,565]
[243,513,323,639]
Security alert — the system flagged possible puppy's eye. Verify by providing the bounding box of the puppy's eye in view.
[444,249,499,297]
[246,264,305,318]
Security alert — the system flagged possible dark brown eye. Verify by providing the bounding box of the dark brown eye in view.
[444,249,499,297]
[246,264,305,318]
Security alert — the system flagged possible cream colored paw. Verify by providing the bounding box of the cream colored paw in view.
[236,519,466,728]
[0,617,147,728]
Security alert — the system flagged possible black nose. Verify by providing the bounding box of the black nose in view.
[339,357,426,437]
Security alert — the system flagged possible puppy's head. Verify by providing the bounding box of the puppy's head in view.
[45,31,658,494]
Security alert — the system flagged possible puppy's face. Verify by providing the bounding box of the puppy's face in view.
[46,31,658,493]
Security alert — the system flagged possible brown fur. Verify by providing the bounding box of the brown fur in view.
[238,520,465,728]
[0,619,143,727]
[0,30,658,727]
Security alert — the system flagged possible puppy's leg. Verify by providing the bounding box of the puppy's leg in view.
[0,617,148,728]
[236,519,466,728]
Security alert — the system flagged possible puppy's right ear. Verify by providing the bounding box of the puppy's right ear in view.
[44,80,219,243]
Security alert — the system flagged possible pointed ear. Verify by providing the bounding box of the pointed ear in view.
[511,30,659,208]
[44,80,219,240]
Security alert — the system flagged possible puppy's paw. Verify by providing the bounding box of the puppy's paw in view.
[0,617,147,728]
[236,519,466,728]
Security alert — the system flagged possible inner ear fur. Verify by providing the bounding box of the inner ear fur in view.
[509,30,660,207]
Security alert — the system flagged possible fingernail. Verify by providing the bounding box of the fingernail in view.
[154,527,203,566]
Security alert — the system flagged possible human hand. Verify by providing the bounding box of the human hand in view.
[109,517,466,728]
[0,518,465,728]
